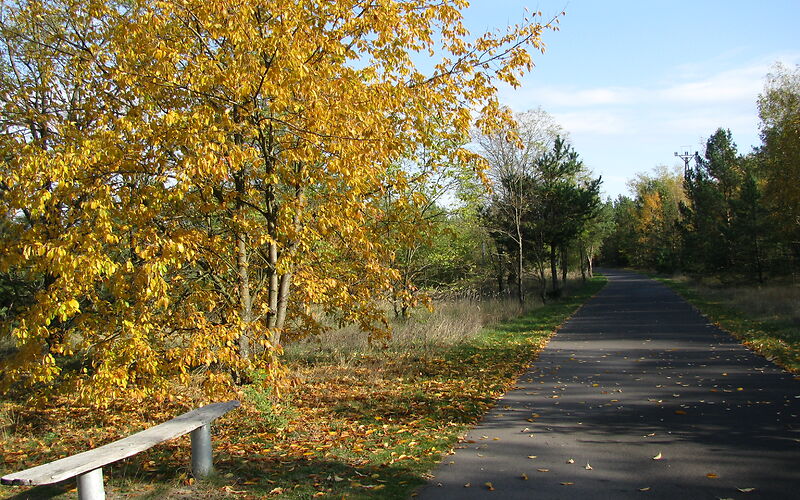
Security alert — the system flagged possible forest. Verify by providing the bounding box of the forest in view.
[602,63,800,281]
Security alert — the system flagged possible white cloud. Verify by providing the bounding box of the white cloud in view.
[552,110,631,135]
[658,64,767,104]
[504,55,800,114]
[533,87,637,107]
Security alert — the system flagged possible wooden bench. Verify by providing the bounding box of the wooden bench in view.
[1,400,240,500]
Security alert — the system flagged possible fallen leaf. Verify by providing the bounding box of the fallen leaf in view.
[652,452,663,460]
[674,410,687,415]
[566,458,575,464]
[706,473,718,479]
[561,482,574,485]
[537,468,550,472]
[639,487,651,492]
[464,483,471,488]
[521,473,528,480]
[484,482,495,491]
[737,487,756,492]
[527,455,537,459]
[585,463,593,470]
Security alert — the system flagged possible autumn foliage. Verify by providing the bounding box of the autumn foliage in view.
[0,0,555,403]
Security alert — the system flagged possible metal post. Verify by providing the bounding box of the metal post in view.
[77,468,105,500]
[191,424,213,478]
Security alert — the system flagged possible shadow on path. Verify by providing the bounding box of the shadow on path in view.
[414,269,799,500]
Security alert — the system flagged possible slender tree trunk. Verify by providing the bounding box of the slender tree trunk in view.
[517,232,524,304]
[560,245,568,288]
[266,182,303,346]
[549,244,559,296]
[537,258,547,303]
[237,234,253,360]
[579,245,587,282]
[233,106,253,361]
[587,244,594,278]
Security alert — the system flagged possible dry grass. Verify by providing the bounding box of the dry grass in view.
[703,284,800,325]
[284,295,546,363]
[660,275,800,372]
[671,275,800,325]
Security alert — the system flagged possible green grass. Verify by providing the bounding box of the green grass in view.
[656,276,799,373]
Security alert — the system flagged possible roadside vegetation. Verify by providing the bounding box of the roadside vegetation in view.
[599,62,800,372]
[656,275,799,373]
[0,277,605,499]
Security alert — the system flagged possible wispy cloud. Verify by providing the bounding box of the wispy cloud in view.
[506,58,785,111]
[552,110,631,135]
[657,64,767,104]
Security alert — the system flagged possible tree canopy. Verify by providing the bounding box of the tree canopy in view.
[0,0,555,403]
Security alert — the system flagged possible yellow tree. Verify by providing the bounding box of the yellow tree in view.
[1,0,555,403]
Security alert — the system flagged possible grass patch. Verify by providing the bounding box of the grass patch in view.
[656,275,799,373]
[0,276,606,500]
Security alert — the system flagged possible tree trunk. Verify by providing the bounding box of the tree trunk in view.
[236,233,252,361]
[517,233,524,304]
[537,259,548,303]
[560,246,568,289]
[549,244,559,296]
[579,245,587,282]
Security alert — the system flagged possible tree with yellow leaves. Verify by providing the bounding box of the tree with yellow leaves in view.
[0,0,555,403]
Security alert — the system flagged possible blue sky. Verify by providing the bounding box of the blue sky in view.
[461,0,800,199]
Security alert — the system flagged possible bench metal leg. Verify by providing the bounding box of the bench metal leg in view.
[77,468,105,500]
[191,424,213,478]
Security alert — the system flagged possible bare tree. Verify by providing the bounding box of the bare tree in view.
[475,108,562,303]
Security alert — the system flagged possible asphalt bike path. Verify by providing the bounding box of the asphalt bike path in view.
[414,269,799,499]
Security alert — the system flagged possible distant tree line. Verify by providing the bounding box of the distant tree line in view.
[601,64,800,281]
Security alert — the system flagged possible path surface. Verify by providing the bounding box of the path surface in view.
[414,269,799,499]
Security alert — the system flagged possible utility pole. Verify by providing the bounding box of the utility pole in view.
[674,149,698,177]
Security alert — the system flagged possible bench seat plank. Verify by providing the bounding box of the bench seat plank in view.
[1,400,239,486]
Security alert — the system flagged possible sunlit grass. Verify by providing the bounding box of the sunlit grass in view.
[657,275,800,373]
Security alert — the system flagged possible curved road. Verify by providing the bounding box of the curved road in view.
[415,269,799,499]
